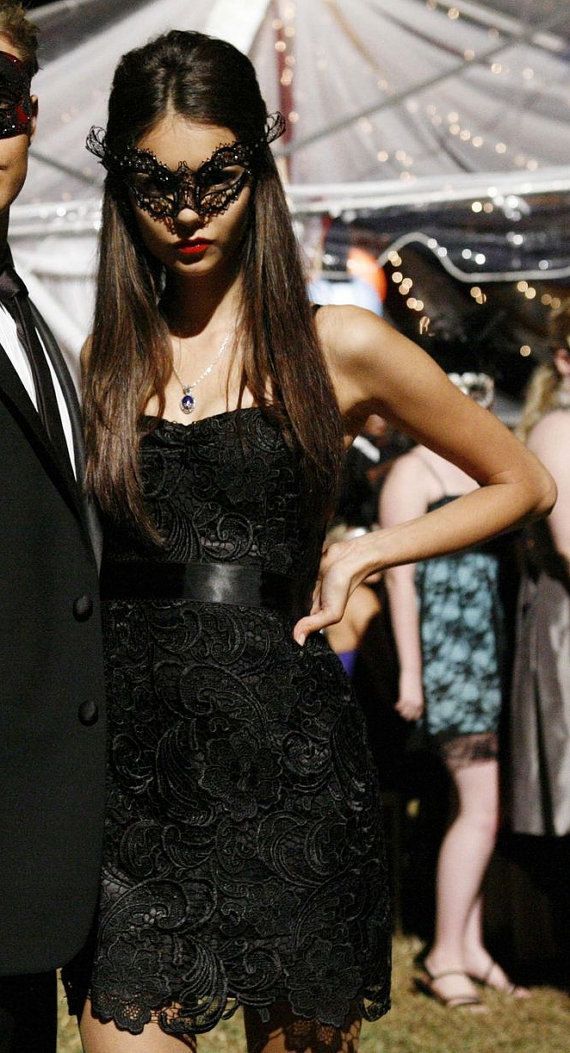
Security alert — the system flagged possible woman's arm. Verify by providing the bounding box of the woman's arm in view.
[294,307,556,643]
[379,455,427,721]
[325,582,380,654]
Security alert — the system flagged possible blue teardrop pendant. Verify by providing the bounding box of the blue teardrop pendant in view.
[181,387,195,414]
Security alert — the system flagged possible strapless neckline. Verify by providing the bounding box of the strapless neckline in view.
[140,406,262,431]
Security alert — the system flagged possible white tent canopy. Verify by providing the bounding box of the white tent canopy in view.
[9,0,570,362]
[20,0,271,207]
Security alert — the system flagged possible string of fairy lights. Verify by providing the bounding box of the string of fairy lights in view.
[272,1,299,136]
[384,252,564,359]
[514,282,562,357]
[272,0,567,361]
[302,0,551,182]
[388,250,426,317]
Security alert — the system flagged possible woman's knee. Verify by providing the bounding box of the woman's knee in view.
[456,799,499,840]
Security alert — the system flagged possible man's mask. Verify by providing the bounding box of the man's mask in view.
[0,51,32,140]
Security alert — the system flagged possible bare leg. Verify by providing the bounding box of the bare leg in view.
[463,886,530,996]
[463,892,485,966]
[244,1002,361,1053]
[80,999,197,1053]
[424,758,499,1005]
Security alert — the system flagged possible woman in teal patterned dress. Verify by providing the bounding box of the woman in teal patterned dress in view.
[416,503,504,752]
[381,376,529,1009]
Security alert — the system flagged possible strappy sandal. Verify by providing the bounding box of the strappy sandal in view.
[415,962,486,1010]
[468,960,530,998]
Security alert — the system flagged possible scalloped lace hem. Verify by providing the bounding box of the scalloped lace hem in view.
[71,986,391,1037]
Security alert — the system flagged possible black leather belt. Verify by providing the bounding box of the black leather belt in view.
[100,560,300,615]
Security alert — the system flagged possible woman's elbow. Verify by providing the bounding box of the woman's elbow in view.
[529,464,557,520]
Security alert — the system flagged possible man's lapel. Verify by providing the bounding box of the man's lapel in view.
[0,328,99,568]
[30,304,103,570]
[0,335,51,454]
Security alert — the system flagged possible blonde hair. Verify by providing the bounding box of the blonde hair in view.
[0,1,39,77]
[516,298,570,442]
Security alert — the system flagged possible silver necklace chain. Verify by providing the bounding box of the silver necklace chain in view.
[171,331,232,415]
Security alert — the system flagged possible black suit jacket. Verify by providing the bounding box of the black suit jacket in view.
[0,296,106,975]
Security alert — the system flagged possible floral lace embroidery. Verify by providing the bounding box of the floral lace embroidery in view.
[63,410,391,1035]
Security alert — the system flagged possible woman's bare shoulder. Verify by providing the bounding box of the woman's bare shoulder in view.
[530,408,570,435]
[314,305,403,423]
[528,411,570,485]
[528,410,570,453]
[314,304,394,367]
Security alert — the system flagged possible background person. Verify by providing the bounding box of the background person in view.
[510,301,570,838]
[380,374,530,1009]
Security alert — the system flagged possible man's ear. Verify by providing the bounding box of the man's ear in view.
[553,346,570,377]
[29,95,38,141]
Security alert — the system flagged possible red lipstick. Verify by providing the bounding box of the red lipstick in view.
[176,238,211,256]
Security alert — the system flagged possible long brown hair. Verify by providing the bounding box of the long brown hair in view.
[83,30,343,538]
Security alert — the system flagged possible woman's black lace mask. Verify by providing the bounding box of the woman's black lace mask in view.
[0,51,33,140]
[86,112,286,220]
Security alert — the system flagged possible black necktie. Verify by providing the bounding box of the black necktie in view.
[0,249,72,470]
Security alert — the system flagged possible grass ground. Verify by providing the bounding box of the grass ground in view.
[57,934,570,1053]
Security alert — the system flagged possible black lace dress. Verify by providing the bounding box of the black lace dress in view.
[63,408,390,1036]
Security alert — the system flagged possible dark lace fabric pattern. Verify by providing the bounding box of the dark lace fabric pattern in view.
[63,409,391,1036]
[415,495,504,767]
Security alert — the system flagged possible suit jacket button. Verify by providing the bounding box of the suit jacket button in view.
[73,594,94,621]
[78,700,99,726]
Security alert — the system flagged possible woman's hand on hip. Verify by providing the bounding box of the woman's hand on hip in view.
[293,537,376,645]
